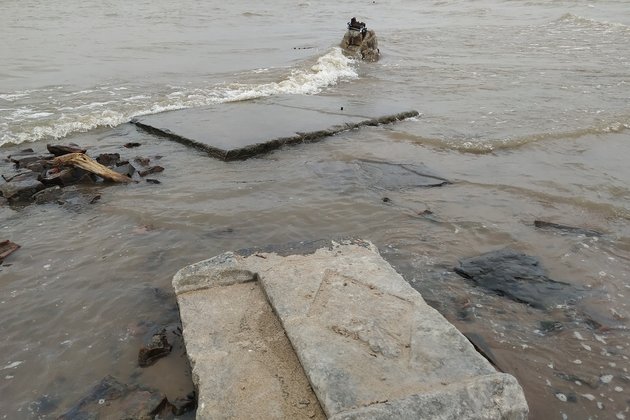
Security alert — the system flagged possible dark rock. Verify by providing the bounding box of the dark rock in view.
[8,152,54,169]
[40,167,77,187]
[33,186,63,204]
[47,143,87,156]
[3,169,39,183]
[138,329,172,367]
[0,178,45,201]
[138,166,164,177]
[357,159,450,189]
[172,391,197,415]
[463,332,502,371]
[124,142,142,148]
[0,240,20,263]
[534,220,602,237]
[25,160,51,173]
[113,163,136,178]
[95,153,121,167]
[2,168,35,182]
[454,248,581,310]
[58,375,171,420]
[539,320,564,334]
[133,157,150,167]
[382,197,390,203]
[89,194,101,204]
[146,178,161,184]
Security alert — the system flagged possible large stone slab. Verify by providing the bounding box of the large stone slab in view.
[173,240,529,419]
[133,95,418,160]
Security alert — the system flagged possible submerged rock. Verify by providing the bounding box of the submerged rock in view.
[454,248,581,310]
[58,375,171,420]
[534,220,602,237]
[138,329,172,367]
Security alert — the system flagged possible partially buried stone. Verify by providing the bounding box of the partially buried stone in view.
[0,178,44,201]
[454,248,581,310]
[95,153,121,167]
[138,329,172,367]
[138,166,164,177]
[33,186,63,204]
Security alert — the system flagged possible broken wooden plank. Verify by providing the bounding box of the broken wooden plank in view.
[51,153,132,183]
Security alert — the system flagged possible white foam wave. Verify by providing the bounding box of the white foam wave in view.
[557,13,630,33]
[0,48,357,146]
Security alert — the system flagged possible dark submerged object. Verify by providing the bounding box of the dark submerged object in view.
[454,248,581,310]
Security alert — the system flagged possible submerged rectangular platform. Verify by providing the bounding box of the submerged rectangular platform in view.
[132,95,418,161]
[173,239,529,419]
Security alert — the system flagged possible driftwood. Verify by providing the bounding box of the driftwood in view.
[51,153,132,183]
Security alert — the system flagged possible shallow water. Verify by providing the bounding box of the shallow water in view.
[2,0,630,418]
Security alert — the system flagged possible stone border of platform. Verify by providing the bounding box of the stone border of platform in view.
[133,111,418,161]
[173,239,529,419]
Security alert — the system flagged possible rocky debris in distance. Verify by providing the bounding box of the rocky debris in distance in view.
[138,329,172,367]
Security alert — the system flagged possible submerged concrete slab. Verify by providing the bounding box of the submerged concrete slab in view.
[173,240,529,419]
[133,95,419,160]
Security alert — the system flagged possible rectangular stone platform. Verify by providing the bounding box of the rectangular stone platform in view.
[173,239,529,419]
[132,95,418,161]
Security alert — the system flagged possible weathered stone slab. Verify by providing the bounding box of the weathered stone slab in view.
[174,270,325,419]
[173,240,528,419]
[133,95,418,161]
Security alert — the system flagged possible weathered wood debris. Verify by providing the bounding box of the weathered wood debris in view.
[0,143,164,206]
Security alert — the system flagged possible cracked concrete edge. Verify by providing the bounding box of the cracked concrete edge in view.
[172,251,256,295]
[328,373,528,420]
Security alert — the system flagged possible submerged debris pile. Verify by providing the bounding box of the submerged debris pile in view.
[0,143,164,206]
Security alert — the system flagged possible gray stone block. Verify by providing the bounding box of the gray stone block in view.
[173,239,528,419]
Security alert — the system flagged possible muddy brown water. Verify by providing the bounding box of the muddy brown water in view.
[1,119,629,419]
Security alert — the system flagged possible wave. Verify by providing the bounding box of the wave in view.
[400,117,630,154]
[0,48,357,147]
[554,13,630,33]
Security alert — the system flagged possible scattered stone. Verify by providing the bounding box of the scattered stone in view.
[0,240,20,263]
[95,153,121,167]
[0,177,45,201]
[133,157,150,167]
[47,143,87,156]
[33,186,63,204]
[113,163,136,178]
[556,393,567,402]
[454,248,581,310]
[534,220,602,237]
[146,179,161,185]
[138,166,164,177]
[539,320,564,334]
[2,168,34,182]
[8,151,54,168]
[138,329,172,367]
[171,391,197,416]
[600,374,614,384]
[124,142,141,148]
